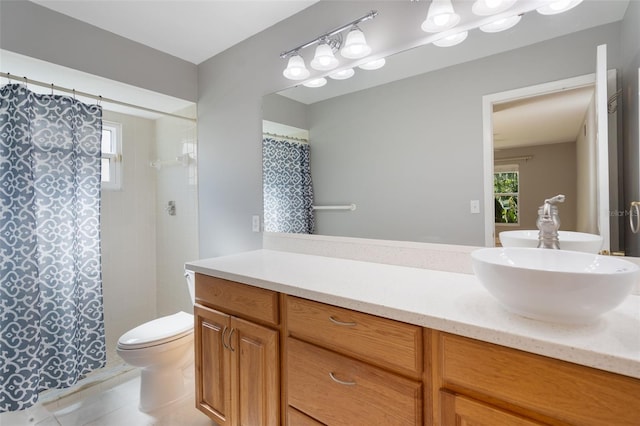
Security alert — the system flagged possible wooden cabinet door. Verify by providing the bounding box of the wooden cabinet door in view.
[441,391,548,426]
[195,305,232,425]
[230,316,280,426]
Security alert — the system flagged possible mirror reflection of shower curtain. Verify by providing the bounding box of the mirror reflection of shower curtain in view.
[263,137,314,233]
[0,84,105,412]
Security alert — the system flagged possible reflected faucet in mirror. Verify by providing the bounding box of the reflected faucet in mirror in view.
[537,194,565,250]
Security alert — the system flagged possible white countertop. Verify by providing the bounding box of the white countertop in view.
[186,249,640,379]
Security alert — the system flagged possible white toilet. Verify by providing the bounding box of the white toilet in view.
[116,271,196,412]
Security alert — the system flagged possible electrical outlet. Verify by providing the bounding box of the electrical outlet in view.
[470,200,480,214]
[252,215,260,232]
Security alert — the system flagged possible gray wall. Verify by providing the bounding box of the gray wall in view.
[622,1,640,256]
[197,2,401,257]
[0,1,197,102]
[495,143,577,235]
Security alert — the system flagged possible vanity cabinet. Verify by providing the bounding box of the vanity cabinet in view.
[285,296,423,425]
[194,274,280,426]
[192,272,640,426]
[432,331,640,426]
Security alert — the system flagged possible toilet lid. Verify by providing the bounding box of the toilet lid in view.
[118,311,194,350]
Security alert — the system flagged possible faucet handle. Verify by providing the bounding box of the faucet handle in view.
[544,194,565,205]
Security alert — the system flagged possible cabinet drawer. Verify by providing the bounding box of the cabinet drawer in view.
[288,406,325,426]
[287,338,422,426]
[195,274,279,326]
[437,332,640,426]
[286,296,422,376]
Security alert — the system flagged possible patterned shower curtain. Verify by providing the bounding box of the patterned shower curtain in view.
[0,84,106,412]
[263,137,314,234]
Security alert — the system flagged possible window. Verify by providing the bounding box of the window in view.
[101,122,122,190]
[494,164,519,224]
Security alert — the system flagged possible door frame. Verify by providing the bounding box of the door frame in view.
[481,74,597,247]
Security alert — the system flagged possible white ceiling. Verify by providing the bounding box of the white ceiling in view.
[493,86,595,149]
[31,0,319,64]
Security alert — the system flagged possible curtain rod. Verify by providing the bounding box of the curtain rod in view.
[0,72,196,123]
[263,132,309,144]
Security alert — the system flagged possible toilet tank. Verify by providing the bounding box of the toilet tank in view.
[185,270,195,304]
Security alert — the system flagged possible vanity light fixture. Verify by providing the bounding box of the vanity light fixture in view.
[358,58,386,70]
[421,0,461,33]
[536,0,584,15]
[303,77,327,88]
[340,26,372,59]
[472,0,518,16]
[433,30,468,47]
[282,54,310,80]
[329,68,355,80]
[479,14,522,32]
[280,10,378,81]
[310,42,339,71]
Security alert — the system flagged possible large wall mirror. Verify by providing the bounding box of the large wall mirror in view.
[262,0,633,252]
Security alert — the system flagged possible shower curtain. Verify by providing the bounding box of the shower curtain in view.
[263,137,314,234]
[0,84,106,412]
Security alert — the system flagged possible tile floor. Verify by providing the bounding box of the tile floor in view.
[0,369,213,426]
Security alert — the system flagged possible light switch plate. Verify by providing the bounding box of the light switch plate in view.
[470,200,480,214]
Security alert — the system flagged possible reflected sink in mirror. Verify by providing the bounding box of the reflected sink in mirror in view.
[471,247,639,324]
[499,230,604,254]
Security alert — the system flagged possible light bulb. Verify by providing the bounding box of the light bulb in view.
[283,54,310,80]
[433,31,468,47]
[537,0,583,15]
[421,0,460,33]
[303,78,327,88]
[340,27,372,59]
[329,68,355,80]
[479,14,522,33]
[310,43,339,71]
[472,0,517,16]
[433,13,453,27]
[358,58,386,71]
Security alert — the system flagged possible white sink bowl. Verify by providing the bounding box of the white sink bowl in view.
[499,230,603,254]
[471,247,639,324]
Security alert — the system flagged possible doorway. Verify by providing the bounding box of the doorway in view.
[482,72,619,249]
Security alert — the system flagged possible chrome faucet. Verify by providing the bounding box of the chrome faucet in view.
[537,194,565,249]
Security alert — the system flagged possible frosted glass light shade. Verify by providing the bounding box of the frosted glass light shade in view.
[472,0,518,16]
[310,43,339,71]
[303,78,327,88]
[329,68,355,80]
[421,0,460,33]
[340,28,372,59]
[358,58,386,70]
[283,55,310,80]
[479,14,522,32]
[433,31,468,47]
[537,0,583,15]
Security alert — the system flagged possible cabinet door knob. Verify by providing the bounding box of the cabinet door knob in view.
[329,316,357,327]
[329,372,356,386]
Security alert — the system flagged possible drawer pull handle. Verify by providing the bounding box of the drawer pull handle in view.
[329,316,357,327]
[329,372,356,386]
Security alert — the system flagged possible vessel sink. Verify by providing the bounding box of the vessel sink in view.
[471,247,639,324]
[499,230,603,254]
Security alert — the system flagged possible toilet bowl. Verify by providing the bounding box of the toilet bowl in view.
[116,271,196,412]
